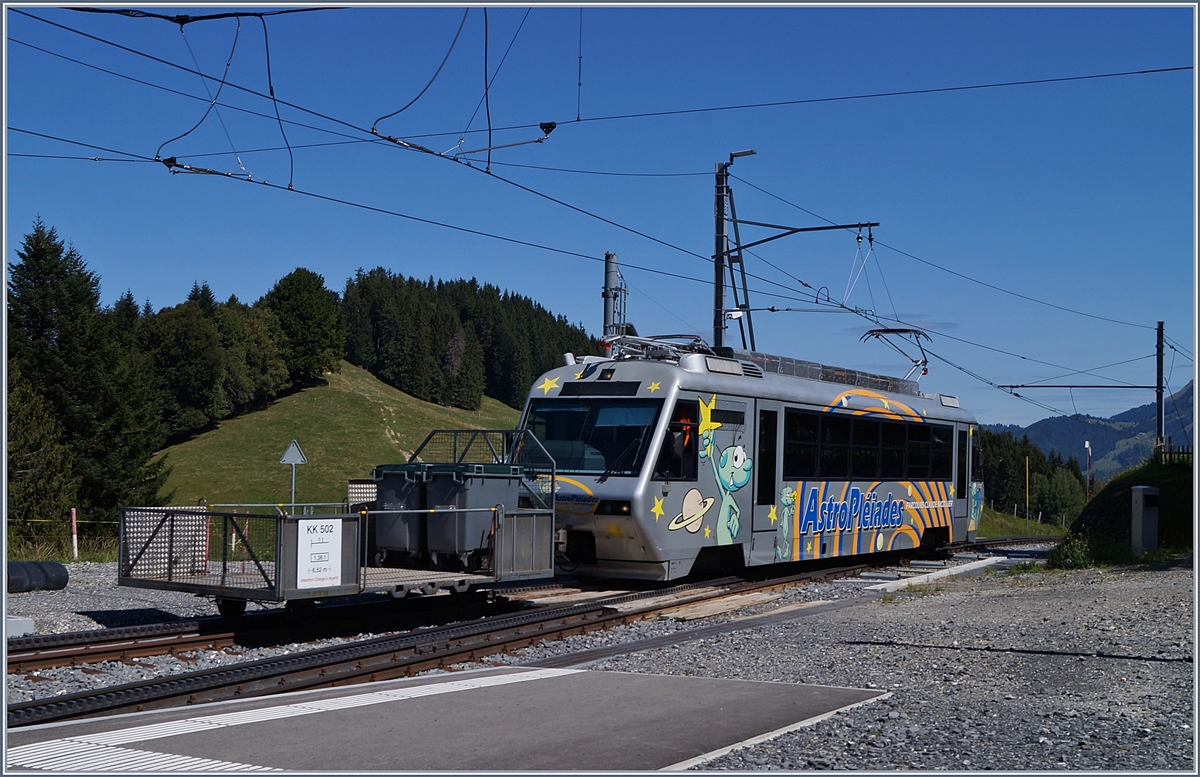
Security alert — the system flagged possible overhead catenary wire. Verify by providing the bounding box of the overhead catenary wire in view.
[576,8,583,121]
[449,8,530,157]
[372,8,470,134]
[15,21,1177,355]
[16,123,1173,427]
[8,152,154,163]
[1164,336,1194,362]
[176,19,254,180]
[154,19,241,161]
[257,14,294,189]
[70,7,342,24]
[484,8,492,173]
[10,124,828,314]
[8,37,381,148]
[1021,354,1157,387]
[730,174,1159,332]
[15,12,1189,400]
[17,10,1191,150]
[10,127,157,161]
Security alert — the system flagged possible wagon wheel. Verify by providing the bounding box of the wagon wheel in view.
[216,598,247,618]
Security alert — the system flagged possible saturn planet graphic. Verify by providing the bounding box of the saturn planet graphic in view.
[668,488,716,533]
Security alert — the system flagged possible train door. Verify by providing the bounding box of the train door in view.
[954,423,969,540]
[703,397,750,549]
[953,423,983,542]
[749,399,783,565]
[968,424,983,541]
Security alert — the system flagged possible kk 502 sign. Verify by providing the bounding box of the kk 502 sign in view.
[297,518,342,589]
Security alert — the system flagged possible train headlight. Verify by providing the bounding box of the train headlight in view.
[595,500,632,516]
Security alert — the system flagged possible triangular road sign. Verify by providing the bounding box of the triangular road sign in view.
[280,440,308,465]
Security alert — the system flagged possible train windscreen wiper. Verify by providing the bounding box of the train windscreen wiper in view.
[597,428,649,483]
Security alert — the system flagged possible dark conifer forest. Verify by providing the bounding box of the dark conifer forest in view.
[6,220,599,537]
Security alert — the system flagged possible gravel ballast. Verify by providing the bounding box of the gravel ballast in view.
[6,558,1194,771]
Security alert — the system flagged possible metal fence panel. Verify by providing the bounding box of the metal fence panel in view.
[119,509,280,599]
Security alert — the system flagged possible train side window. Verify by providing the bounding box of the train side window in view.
[819,414,851,478]
[782,408,818,479]
[851,418,880,479]
[880,421,906,479]
[956,426,968,495]
[654,399,698,480]
[711,408,745,427]
[971,426,983,482]
[906,424,932,479]
[756,409,778,505]
[930,424,953,480]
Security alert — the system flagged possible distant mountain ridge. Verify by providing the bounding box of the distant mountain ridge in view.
[985,380,1193,480]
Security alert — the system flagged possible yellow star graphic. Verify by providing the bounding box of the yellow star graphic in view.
[647,381,661,393]
[948,485,956,497]
[603,521,623,537]
[882,399,890,410]
[703,525,712,539]
[575,371,584,380]
[805,539,814,554]
[537,376,560,395]
[698,394,722,435]
[768,505,778,524]
[651,496,665,522]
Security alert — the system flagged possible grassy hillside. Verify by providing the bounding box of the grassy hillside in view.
[976,505,1068,539]
[1069,458,1194,555]
[156,361,520,506]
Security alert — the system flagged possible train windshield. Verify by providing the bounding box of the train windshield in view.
[525,398,663,477]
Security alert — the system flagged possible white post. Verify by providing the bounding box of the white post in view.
[291,463,296,515]
[70,507,78,560]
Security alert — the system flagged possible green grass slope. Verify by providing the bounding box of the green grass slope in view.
[1069,458,1194,554]
[156,361,520,506]
[976,505,1068,538]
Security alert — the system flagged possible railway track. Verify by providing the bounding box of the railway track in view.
[7,537,1057,728]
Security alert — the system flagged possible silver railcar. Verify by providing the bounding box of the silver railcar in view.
[520,336,985,581]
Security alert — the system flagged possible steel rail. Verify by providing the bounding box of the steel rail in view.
[8,539,1058,726]
[7,568,863,728]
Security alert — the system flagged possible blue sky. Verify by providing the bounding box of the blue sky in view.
[5,4,1196,431]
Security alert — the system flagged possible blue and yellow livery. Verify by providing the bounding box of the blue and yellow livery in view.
[519,335,984,581]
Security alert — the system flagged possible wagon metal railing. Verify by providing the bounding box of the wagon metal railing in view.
[118,508,282,599]
[409,428,557,511]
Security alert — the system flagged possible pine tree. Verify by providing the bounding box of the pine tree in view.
[7,219,170,524]
[142,301,229,436]
[451,322,486,411]
[214,296,288,414]
[6,367,80,541]
[187,281,217,317]
[260,268,345,384]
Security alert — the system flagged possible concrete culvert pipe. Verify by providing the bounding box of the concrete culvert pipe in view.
[7,561,70,593]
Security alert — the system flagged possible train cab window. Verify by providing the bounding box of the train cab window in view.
[851,418,881,479]
[819,414,851,478]
[783,408,818,479]
[880,421,907,479]
[654,399,698,481]
[526,398,663,477]
[930,424,953,480]
[906,424,931,479]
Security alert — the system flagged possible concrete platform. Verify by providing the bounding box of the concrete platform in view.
[6,667,886,772]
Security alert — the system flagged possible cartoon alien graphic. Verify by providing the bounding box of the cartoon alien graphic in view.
[698,395,753,545]
[776,487,797,561]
